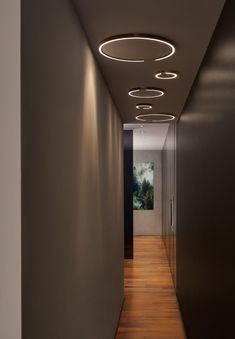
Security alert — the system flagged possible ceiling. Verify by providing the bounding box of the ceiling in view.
[73,0,225,123]
[124,123,169,150]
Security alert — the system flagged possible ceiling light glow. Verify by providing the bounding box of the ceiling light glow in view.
[155,71,178,80]
[136,104,152,110]
[129,88,164,98]
[98,35,175,62]
[136,113,175,123]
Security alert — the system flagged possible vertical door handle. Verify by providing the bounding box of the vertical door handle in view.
[170,198,174,231]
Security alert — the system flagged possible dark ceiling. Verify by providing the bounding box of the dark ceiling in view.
[73,0,225,123]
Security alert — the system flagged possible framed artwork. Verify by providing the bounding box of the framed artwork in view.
[133,162,154,210]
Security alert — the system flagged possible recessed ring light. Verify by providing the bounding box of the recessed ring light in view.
[129,88,164,98]
[98,35,175,62]
[136,104,152,110]
[136,113,175,123]
[155,71,178,79]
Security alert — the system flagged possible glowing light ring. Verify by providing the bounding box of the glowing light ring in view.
[136,113,175,122]
[136,104,152,110]
[155,71,178,79]
[129,88,164,98]
[99,36,175,62]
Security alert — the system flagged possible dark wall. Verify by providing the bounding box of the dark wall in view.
[21,0,124,338]
[162,123,176,285]
[124,130,133,259]
[176,1,235,338]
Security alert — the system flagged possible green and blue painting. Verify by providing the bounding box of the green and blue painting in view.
[133,162,154,210]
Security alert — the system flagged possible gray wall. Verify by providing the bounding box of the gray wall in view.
[21,1,124,338]
[176,1,235,338]
[162,123,176,285]
[134,151,162,235]
[0,0,21,338]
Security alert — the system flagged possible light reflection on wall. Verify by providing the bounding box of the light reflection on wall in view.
[179,111,222,124]
[199,69,235,84]
[76,41,123,260]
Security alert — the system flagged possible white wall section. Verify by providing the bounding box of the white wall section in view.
[0,0,21,338]
[125,123,169,150]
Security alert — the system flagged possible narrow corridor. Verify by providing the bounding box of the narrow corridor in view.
[116,236,185,339]
[4,1,233,338]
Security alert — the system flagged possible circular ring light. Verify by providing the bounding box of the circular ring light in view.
[98,35,175,62]
[155,71,178,79]
[136,113,175,123]
[136,104,152,110]
[129,88,164,98]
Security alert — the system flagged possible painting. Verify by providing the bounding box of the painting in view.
[133,162,154,210]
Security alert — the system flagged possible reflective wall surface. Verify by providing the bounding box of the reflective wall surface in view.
[162,123,176,286]
[177,1,235,338]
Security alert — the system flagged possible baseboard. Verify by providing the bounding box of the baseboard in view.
[114,297,125,338]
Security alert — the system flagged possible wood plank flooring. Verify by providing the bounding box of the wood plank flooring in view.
[116,236,186,339]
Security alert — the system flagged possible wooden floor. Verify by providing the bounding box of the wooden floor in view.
[116,236,186,339]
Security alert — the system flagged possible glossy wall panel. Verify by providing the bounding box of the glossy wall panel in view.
[176,1,235,338]
[162,123,176,285]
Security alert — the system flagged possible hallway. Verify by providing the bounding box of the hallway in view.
[2,0,235,338]
[116,237,185,339]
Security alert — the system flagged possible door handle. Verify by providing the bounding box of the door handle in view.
[170,198,174,232]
